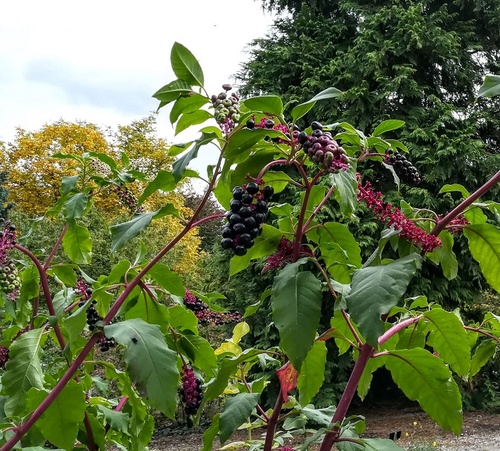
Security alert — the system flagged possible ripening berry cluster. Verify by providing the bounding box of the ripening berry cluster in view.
[113,185,143,214]
[299,121,349,172]
[184,290,242,325]
[0,345,9,369]
[179,364,203,416]
[211,84,240,132]
[385,150,421,186]
[246,117,301,145]
[0,262,21,296]
[97,335,116,352]
[221,183,274,256]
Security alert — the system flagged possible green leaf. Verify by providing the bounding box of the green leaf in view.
[224,128,284,164]
[179,332,217,376]
[298,340,327,406]
[2,328,46,416]
[146,263,185,296]
[62,303,87,348]
[357,356,386,401]
[62,224,92,264]
[60,175,79,195]
[301,405,336,426]
[49,264,78,286]
[175,110,212,135]
[138,170,176,205]
[464,224,500,293]
[171,42,204,87]
[172,132,218,181]
[52,287,75,318]
[428,231,458,280]
[346,254,422,346]
[63,193,88,226]
[439,184,470,198]
[229,224,282,276]
[26,380,86,450]
[243,96,283,116]
[478,74,500,98]
[110,213,153,252]
[262,171,295,194]
[291,87,342,121]
[152,203,180,220]
[330,310,360,355]
[202,414,220,451]
[105,318,179,417]
[123,292,170,333]
[423,308,470,376]
[96,405,130,435]
[470,340,497,378]
[385,348,462,435]
[362,438,405,450]
[329,164,358,217]
[271,260,322,369]
[219,393,259,444]
[170,93,210,123]
[372,120,405,137]
[152,79,193,104]
[317,222,362,283]
[169,304,199,333]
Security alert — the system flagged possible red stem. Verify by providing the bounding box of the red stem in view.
[431,169,500,236]
[256,158,289,182]
[377,316,424,346]
[1,336,100,451]
[263,391,284,451]
[302,183,336,232]
[43,224,68,269]
[191,213,225,229]
[318,343,374,451]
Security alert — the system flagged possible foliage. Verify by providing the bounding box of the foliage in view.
[1,42,500,451]
[0,169,14,220]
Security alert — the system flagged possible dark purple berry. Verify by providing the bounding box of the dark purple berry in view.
[262,185,274,200]
[265,119,274,129]
[239,206,252,218]
[311,121,323,130]
[243,216,257,229]
[232,186,244,200]
[239,234,254,248]
[221,238,234,249]
[234,246,247,256]
[249,228,260,238]
[254,213,266,224]
[256,201,268,213]
[241,193,254,204]
[229,214,242,225]
[232,223,247,234]
[298,131,308,144]
[246,120,255,129]
[221,227,232,238]
[246,182,260,195]
[230,199,242,212]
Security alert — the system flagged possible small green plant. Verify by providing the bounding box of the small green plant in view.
[1,43,500,451]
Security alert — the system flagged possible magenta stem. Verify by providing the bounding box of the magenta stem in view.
[378,316,424,346]
[44,224,68,269]
[256,159,289,182]
[431,169,500,236]
[191,213,225,229]
[302,183,337,232]
[263,391,284,451]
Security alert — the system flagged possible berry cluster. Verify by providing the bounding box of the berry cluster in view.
[262,237,310,273]
[246,117,300,145]
[384,150,421,186]
[0,262,21,296]
[75,279,93,307]
[299,122,349,172]
[211,84,240,134]
[184,290,242,325]
[179,364,203,416]
[357,180,442,252]
[113,185,143,214]
[447,215,470,234]
[86,301,101,331]
[97,335,116,352]
[0,345,8,369]
[221,183,273,256]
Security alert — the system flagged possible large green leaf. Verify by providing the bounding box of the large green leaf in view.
[123,292,170,333]
[423,308,470,376]
[464,224,500,293]
[170,42,204,87]
[26,380,86,450]
[49,264,78,286]
[172,131,218,181]
[138,170,176,205]
[178,331,218,376]
[168,304,199,333]
[110,213,153,252]
[316,222,362,283]
[202,414,220,451]
[175,110,212,135]
[243,95,283,116]
[62,224,92,264]
[330,310,360,355]
[105,319,179,417]
[428,231,458,280]
[229,224,282,276]
[219,393,259,444]
[146,263,185,296]
[298,340,327,406]
[224,128,284,164]
[346,254,422,346]
[478,74,500,98]
[386,348,462,434]
[152,79,193,104]
[329,164,358,218]
[170,92,209,123]
[291,87,342,121]
[470,340,497,378]
[357,356,386,401]
[372,120,405,137]
[2,328,46,416]
[60,174,79,195]
[63,193,88,226]
[271,259,322,369]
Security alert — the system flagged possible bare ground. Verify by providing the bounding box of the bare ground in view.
[149,405,500,450]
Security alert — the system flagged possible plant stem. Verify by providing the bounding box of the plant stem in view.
[318,343,374,451]
[302,183,336,232]
[263,391,284,451]
[1,336,100,451]
[431,169,500,236]
[377,315,424,345]
[43,224,68,269]
[191,213,225,229]
[256,159,289,182]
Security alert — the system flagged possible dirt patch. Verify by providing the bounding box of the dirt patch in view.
[149,405,500,450]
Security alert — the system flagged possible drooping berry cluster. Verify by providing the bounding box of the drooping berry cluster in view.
[184,290,242,325]
[86,301,101,331]
[179,364,203,416]
[446,215,470,234]
[0,222,20,299]
[300,121,349,172]
[0,345,9,369]
[211,84,240,134]
[262,237,310,273]
[384,150,421,186]
[246,117,301,145]
[357,180,442,252]
[113,185,143,214]
[221,183,273,256]
[96,335,116,352]
[75,278,93,307]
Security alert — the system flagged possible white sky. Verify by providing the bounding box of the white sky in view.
[0,0,275,176]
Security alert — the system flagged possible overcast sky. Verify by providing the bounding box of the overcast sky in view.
[0,0,275,176]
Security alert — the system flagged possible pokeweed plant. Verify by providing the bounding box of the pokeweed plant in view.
[1,43,500,451]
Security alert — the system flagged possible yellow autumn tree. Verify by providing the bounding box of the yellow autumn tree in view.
[1,116,203,275]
